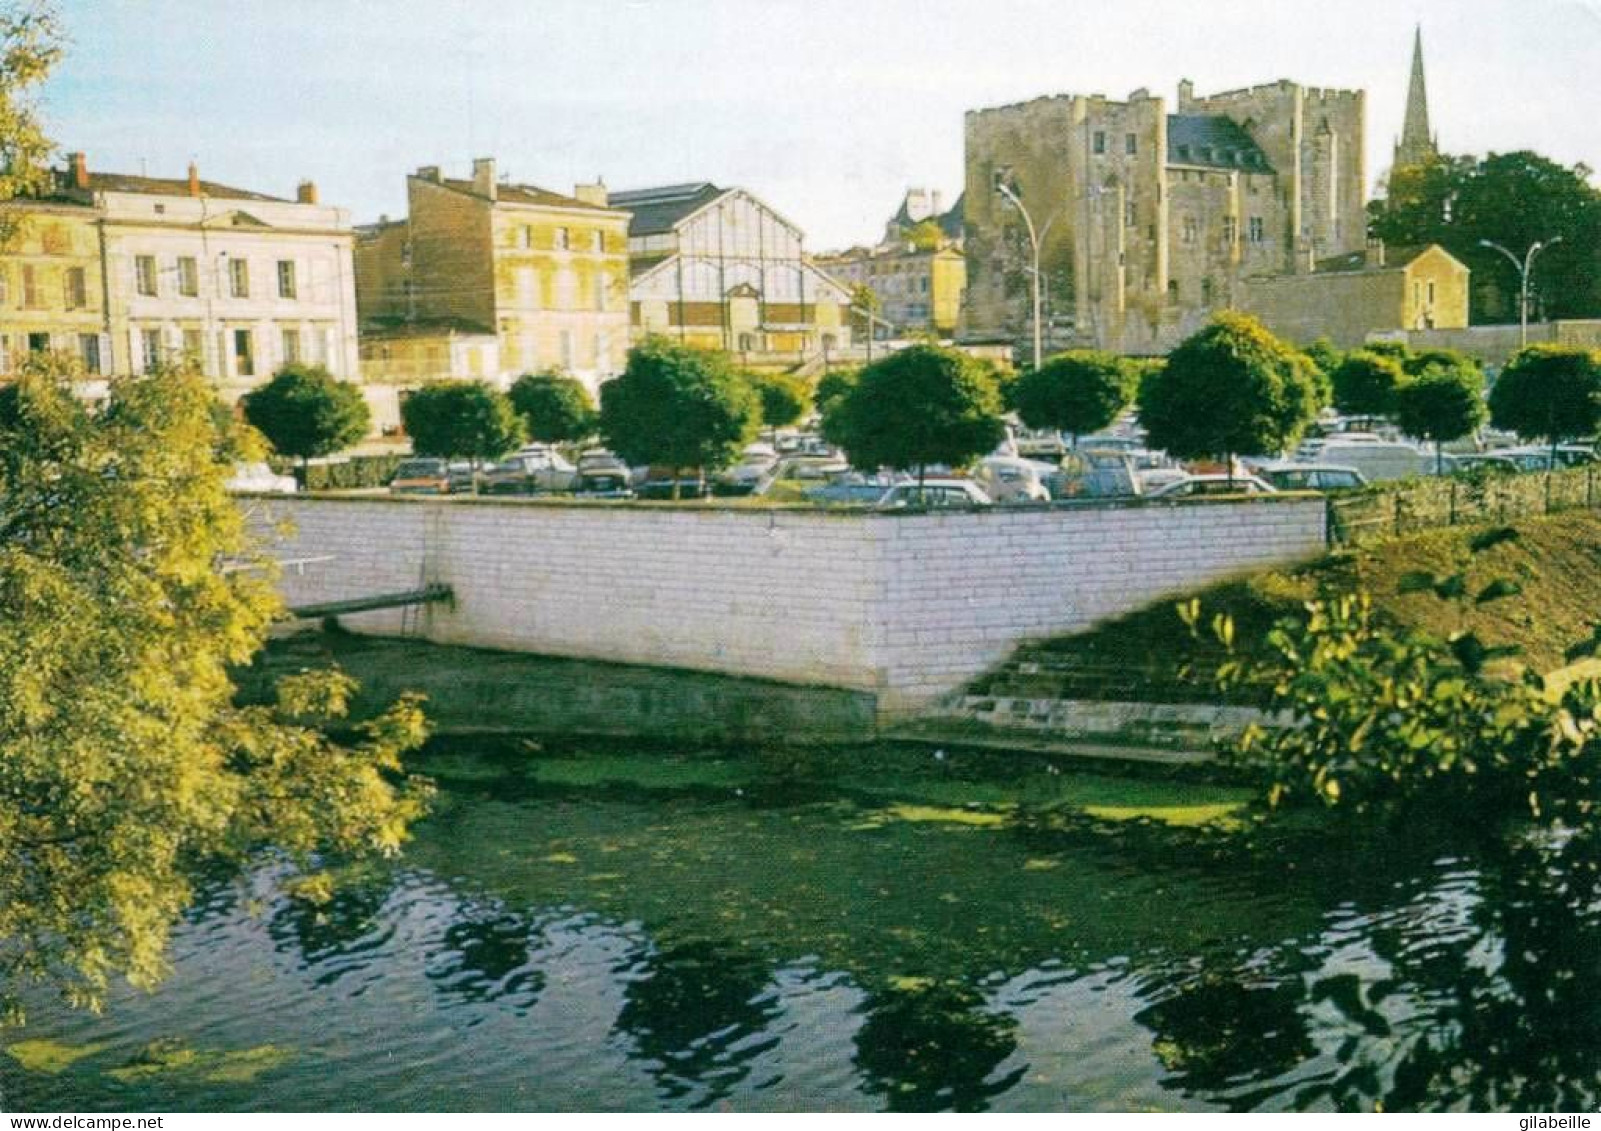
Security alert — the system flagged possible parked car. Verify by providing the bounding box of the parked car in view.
[479,448,580,495]
[1294,439,1431,482]
[1046,449,1142,499]
[714,449,781,496]
[803,471,910,505]
[637,466,711,499]
[873,478,993,509]
[1146,473,1276,499]
[1257,462,1368,492]
[1449,453,1519,477]
[971,456,1053,504]
[574,450,634,496]
[777,455,850,481]
[225,461,298,494]
[388,458,475,495]
[1489,445,1598,472]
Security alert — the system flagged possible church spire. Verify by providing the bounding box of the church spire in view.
[1394,25,1437,168]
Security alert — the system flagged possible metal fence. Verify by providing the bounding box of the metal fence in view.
[1328,465,1601,545]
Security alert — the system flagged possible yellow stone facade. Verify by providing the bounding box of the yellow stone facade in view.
[1238,243,1469,349]
[354,160,631,397]
[818,246,967,337]
[0,203,109,379]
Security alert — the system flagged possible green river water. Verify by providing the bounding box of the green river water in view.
[2,739,1599,1112]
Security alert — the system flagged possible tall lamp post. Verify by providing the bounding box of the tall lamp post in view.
[1479,236,1563,349]
[993,173,1056,370]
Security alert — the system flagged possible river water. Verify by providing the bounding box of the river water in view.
[3,741,1599,1112]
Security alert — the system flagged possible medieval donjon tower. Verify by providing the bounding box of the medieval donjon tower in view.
[961,75,1366,355]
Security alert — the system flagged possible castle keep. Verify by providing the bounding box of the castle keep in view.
[962,78,1366,354]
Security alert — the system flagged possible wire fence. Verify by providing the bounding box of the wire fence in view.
[1327,465,1601,545]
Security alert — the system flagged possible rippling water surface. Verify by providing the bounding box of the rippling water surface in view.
[4,742,1600,1112]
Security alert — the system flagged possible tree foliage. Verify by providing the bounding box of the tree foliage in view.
[400,380,526,465]
[1395,366,1487,473]
[507,371,597,445]
[821,343,1004,480]
[1370,151,1601,322]
[1330,350,1409,419]
[0,355,430,1021]
[1010,350,1133,442]
[814,368,858,419]
[240,363,371,469]
[598,339,760,490]
[0,2,61,244]
[1138,313,1319,463]
[1488,345,1601,451]
[749,372,810,433]
[1192,529,1601,819]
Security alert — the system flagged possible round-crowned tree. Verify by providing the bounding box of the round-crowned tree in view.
[240,363,371,477]
[507,371,597,446]
[750,372,811,439]
[1138,312,1319,474]
[599,339,761,498]
[400,380,526,472]
[1489,345,1601,467]
[1395,367,1488,473]
[1010,349,1134,446]
[821,342,1005,491]
[1330,350,1408,421]
[814,368,858,419]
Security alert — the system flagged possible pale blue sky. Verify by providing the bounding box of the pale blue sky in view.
[44,0,1601,248]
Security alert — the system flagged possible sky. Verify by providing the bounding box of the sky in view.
[41,0,1601,250]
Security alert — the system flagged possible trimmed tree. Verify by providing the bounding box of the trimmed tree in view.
[814,368,858,419]
[1010,349,1133,447]
[508,371,597,445]
[1331,350,1408,421]
[821,342,1005,494]
[598,339,761,499]
[1139,312,1319,478]
[400,380,526,476]
[240,363,371,479]
[750,372,811,439]
[1395,367,1488,473]
[1489,345,1601,468]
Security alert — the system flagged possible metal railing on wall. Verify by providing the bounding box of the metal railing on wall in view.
[1327,465,1600,545]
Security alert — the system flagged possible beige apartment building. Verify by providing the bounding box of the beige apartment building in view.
[354,159,632,410]
[0,153,359,404]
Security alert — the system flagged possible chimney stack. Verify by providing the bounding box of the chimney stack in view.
[573,178,609,207]
[472,157,497,201]
[415,165,442,184]
[1367,238,1386,268]
[68,151,88,190]
[1177,78,1195,109]
[188,161,201,197]
[296,180,319,204]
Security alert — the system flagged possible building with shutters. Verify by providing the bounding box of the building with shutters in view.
[0,191,107,383]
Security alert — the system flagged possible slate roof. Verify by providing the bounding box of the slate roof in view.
[609,182,729,236]
[1315,245,1436,274]
[1166,115,1274,173]
[938,192,965,239]
[437,178,617,213]
[72,170,287,202]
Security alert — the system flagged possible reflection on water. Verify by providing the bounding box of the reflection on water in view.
[3,744,1601,1112]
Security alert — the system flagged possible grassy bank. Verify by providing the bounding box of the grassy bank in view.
[975,510,1601,705]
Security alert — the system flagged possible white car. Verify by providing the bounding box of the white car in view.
[874,478,994,509]
[971,456,1053,503]
[225,461,298,494]
[1145,473,1276,499]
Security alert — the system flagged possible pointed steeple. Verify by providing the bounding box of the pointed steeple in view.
[1394,25,1437,169]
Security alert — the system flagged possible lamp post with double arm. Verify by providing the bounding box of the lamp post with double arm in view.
[1479,236,1564,349]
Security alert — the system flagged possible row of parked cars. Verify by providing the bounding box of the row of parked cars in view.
[389,446,633,497]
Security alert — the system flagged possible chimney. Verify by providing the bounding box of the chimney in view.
[472,157,497,201]
[296,180,318,204]
[68,151,88,190]
[415,165,442,183]
[573,179,609,207]
[1367,238,1386,268]
[1177,78,1195,109]
[187,161,200,197]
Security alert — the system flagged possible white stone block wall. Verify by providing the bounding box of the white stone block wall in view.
[255,496,1326,717]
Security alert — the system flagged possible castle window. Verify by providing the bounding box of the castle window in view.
[1092,131,1106,155]
[1166,279,1179,303]
[1125,199,1136,227]
[1223,217,1238,244]
[1182,216,1199,244]
[1125,133,1137,155]
[1248,216,1265,244]
[1201,277,1214,304]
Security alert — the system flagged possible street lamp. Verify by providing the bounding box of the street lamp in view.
[1478,236,1563,349]
[993,172,1056,370]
